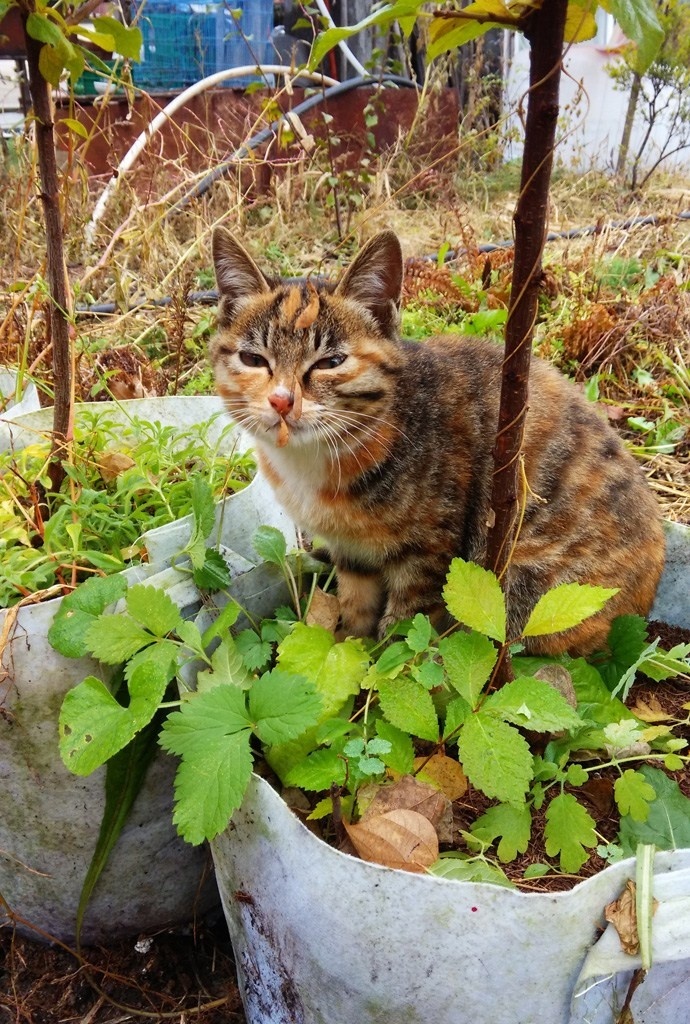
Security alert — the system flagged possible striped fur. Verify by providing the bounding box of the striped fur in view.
[210,229,666,655]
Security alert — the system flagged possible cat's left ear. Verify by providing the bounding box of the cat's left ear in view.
[336,231,403,338]
[212,227,270,324]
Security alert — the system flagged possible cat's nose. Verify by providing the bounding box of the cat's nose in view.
[268,388,294,415]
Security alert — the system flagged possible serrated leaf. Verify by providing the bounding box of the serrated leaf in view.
[375,640,413,678]
[253,524,287,566]
[428,853,515,888]
[377,675,439,742]
[249,669,322,745]
[439,630,498,707]
[614,769,656,822]
[443,695,471,740]
[193,548,232,591]
[169,727,253,844]
[284,745,348,791]
[442,559,506,643]
[126,584,184,637]
[470,802,532,862]
[278,623,368,718]
[176,620,205,657]
[414,659,445,690]
[619,765,690,855]
[406,613,432,652]
[201,599,241,647]
[84,614,156,665]
[160,684,250,759]
[375,719,415,775]
[483,677,582,733]
[235,628,273,671]
[197,636,252,692]
[48,574,128,658]
[598,615,649,691]
[458,714,533,804]
[544,792,597,873]
[523,583,618,638]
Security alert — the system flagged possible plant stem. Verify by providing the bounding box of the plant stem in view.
[21,7,73,498]
[616,71,642,181]
[484,0,568,681]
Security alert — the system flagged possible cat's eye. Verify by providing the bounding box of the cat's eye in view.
[239,351,270,369]
[312,354,346,371]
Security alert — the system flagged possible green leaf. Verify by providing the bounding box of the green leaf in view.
[201,599,241,647]
[197,636,252,692]
[61,117,89,139]
[638,643,690,683]
[168,727,253,844]
[126,584,184,637]
[253,524,287,566]
[564,3,598,42]
[186,477,216,569]
[193,548,232,591]
[235,628,272,672]
[442,559,506,643]
[84,615,156,665]
[439,630,498,707]
[249,669,322,745]
[278,623,368,718]
[483,677,582,733]
[598,615,649,691]
[377,674,439,742]
[607,0,664,72]
[619,765,690,856]
[443,695,471,740]
[458,714,533,804]
[284,745,348,791]
[176,620,206,657]
[26,12,68,48]
[76,714,161,943]
[160,684,250,758]
[470,802,532,863]
[522,583,618,638]
[428,853,515,888]
[92,16,142,60]
[544,793,597,873]
[406,613,432,652]
[614,769,656,822]
[427,7,499,63]
[374,640,414,678]
[48,574,128,658]
[375,719,415,775]
[308,0,423,70]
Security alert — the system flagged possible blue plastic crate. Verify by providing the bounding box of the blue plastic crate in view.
[132,0,273,92]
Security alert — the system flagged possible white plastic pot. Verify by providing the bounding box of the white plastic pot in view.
[0,368,41,447]
[211,521,690,1024]
[0,396,294,944]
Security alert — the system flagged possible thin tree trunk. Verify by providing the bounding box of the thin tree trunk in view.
[484,0,568,674]
[616,71,642,180]
[22,8,72,497]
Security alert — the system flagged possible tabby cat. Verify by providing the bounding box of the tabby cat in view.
[210,228,665,655]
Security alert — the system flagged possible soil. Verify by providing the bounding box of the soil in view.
[0,917,247,1024]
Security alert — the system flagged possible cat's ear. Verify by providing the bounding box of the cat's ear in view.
[336,231,403,337]
[212,227,270,322]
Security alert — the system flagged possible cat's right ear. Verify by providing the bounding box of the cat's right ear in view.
[212,227,270,323]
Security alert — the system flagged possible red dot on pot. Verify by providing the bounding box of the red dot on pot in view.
[471,907,478,912]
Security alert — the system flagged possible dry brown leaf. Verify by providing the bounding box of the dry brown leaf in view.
[413,754,468,801]
[306,588,340,633]
[631,695,674,722]
[578,777,615,818]
[605,880,639,955]
[344,808,439,873]
[362,775,453,845]
[98,451,136,482]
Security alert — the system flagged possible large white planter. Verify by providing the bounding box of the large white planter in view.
[0,396,293,945]
[211,522,690,1024]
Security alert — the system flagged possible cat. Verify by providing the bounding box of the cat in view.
[209,228,666,655]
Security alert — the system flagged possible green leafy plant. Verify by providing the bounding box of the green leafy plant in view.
[0,413,254,607]
[55,519,690,886]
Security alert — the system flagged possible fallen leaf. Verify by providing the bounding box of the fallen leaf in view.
[631,695,673,722]
[605,880,639,955]
[306,588,340,633]
[413,754,468,801]
[362,774,453,845]
[98,451,136,482]
[344,808,439,872]
[578,777,615,818]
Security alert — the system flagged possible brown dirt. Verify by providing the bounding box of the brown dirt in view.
[0,918,246,1024]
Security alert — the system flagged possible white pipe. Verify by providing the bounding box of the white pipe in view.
[85,65,339,244]
[313,0,369,78]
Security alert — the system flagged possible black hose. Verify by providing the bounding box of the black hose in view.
[76,209,690,317]
[165,73,418,218]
